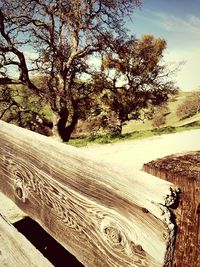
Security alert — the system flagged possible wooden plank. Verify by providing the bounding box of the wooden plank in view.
[0,213,53,267]
[0,120,179,267]
[143,151,200,267]
[0,192,26,223]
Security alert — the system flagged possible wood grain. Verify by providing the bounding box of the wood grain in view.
[0,120,179,267]
[0,213,53,267]
[143,152,200,267]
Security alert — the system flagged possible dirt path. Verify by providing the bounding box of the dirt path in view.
[1,129,200,222]
[82,129,200,170]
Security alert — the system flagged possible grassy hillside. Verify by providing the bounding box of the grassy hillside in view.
[69,91,200,147]
[123,91,200,134]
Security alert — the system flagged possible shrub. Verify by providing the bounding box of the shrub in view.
[152,113,166,128]
[176,91,200,119]
[152,126,175,134]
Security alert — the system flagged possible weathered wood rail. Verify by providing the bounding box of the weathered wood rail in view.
[0,120,179,267]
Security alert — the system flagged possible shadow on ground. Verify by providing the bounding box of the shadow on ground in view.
[14,217,84,267]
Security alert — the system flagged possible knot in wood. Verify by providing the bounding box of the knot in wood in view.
[15,182,27,203]
[197,203,200,214]
[104,226,122,244]
[16,187,23,199]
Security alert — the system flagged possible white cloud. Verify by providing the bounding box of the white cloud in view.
[134,9,200,39]
[154,13,200,35]
[164,49,200,91]
[188,15,200,27]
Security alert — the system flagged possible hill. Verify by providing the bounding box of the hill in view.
[122,91,200,134]
[69,90,200,147]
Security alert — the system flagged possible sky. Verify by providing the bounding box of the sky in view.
[127,0,200,91]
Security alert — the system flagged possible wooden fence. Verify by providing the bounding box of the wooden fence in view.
[0,120,179,267]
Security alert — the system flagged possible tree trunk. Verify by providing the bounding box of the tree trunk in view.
[112,122,122,136]
[52,114,62,141]
[108,113,123,136]
[52,108,78,142]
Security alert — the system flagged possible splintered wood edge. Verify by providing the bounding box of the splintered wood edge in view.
[0,121,178,267]
[0,213,53,267]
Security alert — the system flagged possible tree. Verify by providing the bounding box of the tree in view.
[91,35,178,134]
[148,102,168,128]
[0,83,53,135]
[0,0,141,141]
[176,90,200,120]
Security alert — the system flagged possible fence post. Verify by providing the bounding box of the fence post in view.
[143,152,200,267]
